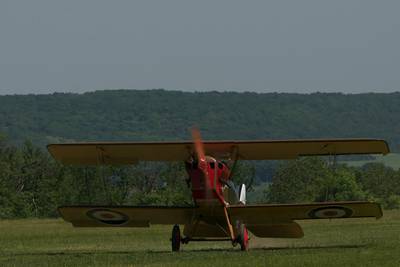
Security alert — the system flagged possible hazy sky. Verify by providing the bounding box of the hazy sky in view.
[1,0,400,95]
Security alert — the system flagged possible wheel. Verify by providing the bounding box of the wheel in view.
[171,224,181,252]
[238,224,249,251]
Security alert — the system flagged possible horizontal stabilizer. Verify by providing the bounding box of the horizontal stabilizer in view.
[58,206,195,227]
[247,222,304,238]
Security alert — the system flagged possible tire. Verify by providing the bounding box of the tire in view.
[239,224,249,251]
[171,224,181,252]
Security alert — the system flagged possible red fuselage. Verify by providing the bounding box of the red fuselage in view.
[185,157,230,206]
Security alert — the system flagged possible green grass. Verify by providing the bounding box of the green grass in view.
[342,153,400,170]
[1,211,400,266]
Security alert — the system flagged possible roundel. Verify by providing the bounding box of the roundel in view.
[308,206,353,219]
[87,209,129,225]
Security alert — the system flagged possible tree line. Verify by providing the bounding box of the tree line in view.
[0,139,399,219]
[263,157,400,209]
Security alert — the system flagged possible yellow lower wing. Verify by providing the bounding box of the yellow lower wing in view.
[228,201,382,238]
[58,206,195,227]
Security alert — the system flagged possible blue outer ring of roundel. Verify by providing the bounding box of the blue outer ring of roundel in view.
[87,209,129,225]
[308,206,353,219]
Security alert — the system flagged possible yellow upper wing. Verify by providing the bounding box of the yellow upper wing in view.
[47,139,389,165]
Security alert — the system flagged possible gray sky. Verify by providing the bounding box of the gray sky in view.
[1,0,400,95]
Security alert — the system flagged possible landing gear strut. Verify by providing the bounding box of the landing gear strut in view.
[171,224,181,252]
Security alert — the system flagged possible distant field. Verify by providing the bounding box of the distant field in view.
[341,153,400,170]
[1,211,400,266]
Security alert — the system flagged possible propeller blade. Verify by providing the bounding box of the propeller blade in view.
[192,128,206,162]
[191,128,212,199]
[191,128,207,171]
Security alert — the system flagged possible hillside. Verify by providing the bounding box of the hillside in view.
[0,90,399,149]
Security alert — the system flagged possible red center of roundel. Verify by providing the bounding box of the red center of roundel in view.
[100,213,115,219]
[323,210,338,217]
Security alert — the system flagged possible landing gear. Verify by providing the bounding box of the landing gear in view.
[171,224,181,252]
[238,224,249,251]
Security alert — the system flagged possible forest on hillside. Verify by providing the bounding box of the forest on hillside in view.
[0,90,399,149]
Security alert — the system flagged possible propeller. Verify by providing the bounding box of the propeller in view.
[191,128,212,199]
[191,127,207,172]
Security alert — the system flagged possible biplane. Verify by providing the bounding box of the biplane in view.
[47,130,389,251]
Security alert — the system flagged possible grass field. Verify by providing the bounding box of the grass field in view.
[1,211,400,267]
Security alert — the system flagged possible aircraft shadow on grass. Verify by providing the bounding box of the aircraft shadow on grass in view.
[149,244,369,254]
[8,244,369,257]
